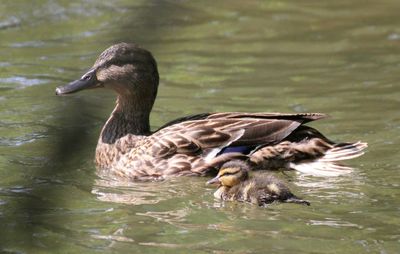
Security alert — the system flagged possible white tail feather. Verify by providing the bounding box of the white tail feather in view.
[289,141,367,177]
[319,142,368,162]
[289,161,353,176]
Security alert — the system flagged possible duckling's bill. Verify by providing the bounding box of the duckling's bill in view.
[206,176,220,185]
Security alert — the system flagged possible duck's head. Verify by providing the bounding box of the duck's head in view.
[56,43,159,111]
[206,160,250,187]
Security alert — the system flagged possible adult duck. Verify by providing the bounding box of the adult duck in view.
[55,43,367,181]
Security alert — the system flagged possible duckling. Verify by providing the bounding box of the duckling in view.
[55,43,367,181]
[207,160,310,206]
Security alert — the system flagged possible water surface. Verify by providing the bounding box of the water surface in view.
[0,0,399,253]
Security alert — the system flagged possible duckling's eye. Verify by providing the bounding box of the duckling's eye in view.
[220,170,239,177]
[218,167,241,178]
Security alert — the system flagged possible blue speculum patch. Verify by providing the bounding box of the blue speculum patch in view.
[218,145,257,155]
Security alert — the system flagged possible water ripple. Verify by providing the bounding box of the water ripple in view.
[0,76,47,89]
[0,16,21,29]
[10,41,47,48]
[0,62,11,67]
[308,218,362,229]
[0,186,33,195]
[0,132,47,147]
[387,33,400,41]
[91,228,135,243]
[92,178,185,205]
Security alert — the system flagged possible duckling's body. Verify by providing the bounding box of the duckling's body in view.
[207,161,310,206]
[56,43,367,181]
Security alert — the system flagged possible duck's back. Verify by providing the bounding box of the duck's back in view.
[250,174,295,205]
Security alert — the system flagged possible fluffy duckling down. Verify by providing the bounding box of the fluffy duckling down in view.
[207,160,310,207]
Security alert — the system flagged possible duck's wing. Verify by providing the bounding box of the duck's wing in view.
[204,112,327,146]
[205,112,326,123]
[150,112,326,162]
[156,112,326,131]
[155,112,212,131]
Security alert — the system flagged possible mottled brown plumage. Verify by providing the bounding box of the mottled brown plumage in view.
[55,43,367,181]
[207,160,310,206]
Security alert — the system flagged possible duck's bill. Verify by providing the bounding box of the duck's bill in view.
[55,70,101,95]
[206,176,220,185]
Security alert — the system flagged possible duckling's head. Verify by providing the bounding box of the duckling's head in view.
[56,43,159,110]
[206,160,250,187]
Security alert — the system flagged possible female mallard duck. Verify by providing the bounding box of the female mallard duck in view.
[207,160,310,206]
[55,43,367,181]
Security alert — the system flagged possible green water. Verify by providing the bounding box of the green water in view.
[0,0,399,253]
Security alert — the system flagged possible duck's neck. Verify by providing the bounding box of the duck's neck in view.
[100,95,151,144]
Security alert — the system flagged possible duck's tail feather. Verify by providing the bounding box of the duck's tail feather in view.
[319,141,368,162]
[289,161,354,176]
[289,141,368,176]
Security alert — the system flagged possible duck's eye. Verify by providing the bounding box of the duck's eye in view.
[81,69,97,81]
[81,74,91,80]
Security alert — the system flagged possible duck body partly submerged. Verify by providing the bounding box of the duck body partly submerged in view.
[56,43,367,181]
[94,111,340,180]
[207,160,310,206]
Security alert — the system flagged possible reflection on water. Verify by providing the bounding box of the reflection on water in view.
[293,171,363,188]
[308,219,362,229]
[91,227,135,244]
[0,0,399,253]
[137,209,189,225]
[92,178,187,205]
